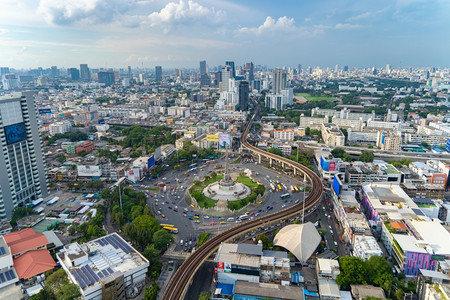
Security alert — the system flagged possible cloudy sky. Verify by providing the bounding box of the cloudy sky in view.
[0,0,449,69]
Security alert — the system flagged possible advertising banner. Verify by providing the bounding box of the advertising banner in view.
[77,165,102,177]
[224,262,231,273]
[207,134,219,142]
[219,133,231,148]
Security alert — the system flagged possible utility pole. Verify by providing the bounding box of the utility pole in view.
[118,180,123,209]
[302,177,306,223]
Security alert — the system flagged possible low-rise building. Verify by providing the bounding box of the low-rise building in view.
[321,123,345,147]
[376,130,402,151]
[274,129,295,141]
[352,235,383,260]
[57,233,149,300]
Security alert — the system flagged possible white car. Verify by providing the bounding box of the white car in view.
[204,216,210,219]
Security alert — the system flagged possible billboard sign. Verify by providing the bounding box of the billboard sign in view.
[38,108,52,114]
[4,123,27,144]
[217,262,224,273]
[206,134,219,142]
[224,262,231,273]
[219,133,231,148]
[148,155,155,168]
[332,176,341,196]
[329,161,336,172]
[77,165,102,177]
[98,119,105,124]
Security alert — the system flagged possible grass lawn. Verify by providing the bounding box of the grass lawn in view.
[294,93,334,102]
[236,176,258,187]
[144,187,159,191]
[203,175,223,185]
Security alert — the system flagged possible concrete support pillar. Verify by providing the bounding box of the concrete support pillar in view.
[258,154,262,164]
[293,168,296,175]
[282,162,285,169]
[269,158,273,166]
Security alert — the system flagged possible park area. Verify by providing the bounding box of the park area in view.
[294,93,334,102]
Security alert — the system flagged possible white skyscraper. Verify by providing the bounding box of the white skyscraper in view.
[220,65,232,93]
[272,69,287,94]
[0,92,49,220]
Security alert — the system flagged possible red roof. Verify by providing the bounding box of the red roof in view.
[3,228,48,256]
[13,249,56,279]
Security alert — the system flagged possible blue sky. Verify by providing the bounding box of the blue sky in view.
[0,0,449,69]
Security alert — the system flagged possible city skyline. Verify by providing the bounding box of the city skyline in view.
[0,0,449,69]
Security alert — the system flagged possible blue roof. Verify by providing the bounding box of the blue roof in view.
[217,283,234,295]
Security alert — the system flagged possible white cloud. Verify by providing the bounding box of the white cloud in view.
[237,16,296,35]
[145,0,226,32]
[37,0,135,25]
[335,23,362,30]
[0,28,9,35]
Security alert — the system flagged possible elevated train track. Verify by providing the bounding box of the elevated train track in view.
[162,106,324,300]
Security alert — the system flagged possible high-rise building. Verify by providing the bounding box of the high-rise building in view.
[2,74,21,90]
[0,92,49,220]
[80,64,90,81]
[68,68,80,81]
[200,60,207,75]
[245,62,254,82]
[0,67,10,76]
[386,64,391,74]
[155,66,162,82]
[272,69,287,94]
[50,66,59,77]
[97,71,115,86]
[343,65,349,72]
[239,81,249,111]
[297,64,302,74]
[225,61,235,78]
[128,66,132,79]
[200,74,210,87]
[220,65,232,92]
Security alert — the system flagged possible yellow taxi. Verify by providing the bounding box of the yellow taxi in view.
[194,220,200,223]
[220,221,226,225]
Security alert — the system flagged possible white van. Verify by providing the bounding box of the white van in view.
[239,215,249,221]
[227,217,234,222]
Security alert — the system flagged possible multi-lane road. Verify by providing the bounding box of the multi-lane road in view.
[161,105,324,300]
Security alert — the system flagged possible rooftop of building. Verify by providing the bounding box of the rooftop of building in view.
[410,221,450,256]
[0,236,10,258]
[318,278,341,298]
[317,258,340,273]
[233,280,303,300]
[350,284,386,299]
[3,228,48,256]
[57,232,149,291]
[14,249,56,280]
[215,243,261,268]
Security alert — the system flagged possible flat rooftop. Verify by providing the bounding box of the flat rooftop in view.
[57,233,149,291]
[234,280,303,300]
[215,243,260,268]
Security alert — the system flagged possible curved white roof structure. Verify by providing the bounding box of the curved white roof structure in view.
[273,222,321,262]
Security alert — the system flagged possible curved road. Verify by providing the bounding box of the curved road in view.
[162,105,324,300]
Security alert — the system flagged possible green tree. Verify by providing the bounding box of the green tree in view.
[358,150,374,162]
[45,269,69,295]
[11,206,36,226]
[394,289,404,300]
[144,284,159,300]
[142,245,163,280]
[152,229,174,251]
[305,127,311,136]
[57,283,81,300]
[331,148,346,158]
[29,288,56,300]
[366,256,392,287]
[199,291,211,300]
[336,256,368,289]
[56,155,66,163]
[267,147,283,156]
[124,214,160,250]
[257,234,273,250]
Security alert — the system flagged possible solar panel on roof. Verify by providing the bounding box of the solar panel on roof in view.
[0,273,5,283]
[97,271,104,279]
[0,247,6,255]
[86,265,99,282]
[8,270,15,279]
[107,267,113,274]
[5,270,11,280]
[97,239,104,246]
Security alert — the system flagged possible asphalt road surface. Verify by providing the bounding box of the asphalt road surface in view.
[139,155,309,252]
